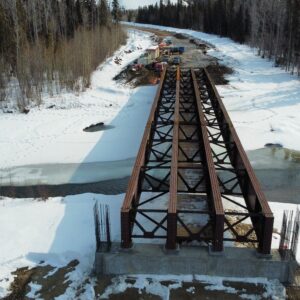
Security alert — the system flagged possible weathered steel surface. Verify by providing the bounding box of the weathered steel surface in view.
[121,67,273,255]
[166,67,180,249]
[202,69,274,254]
[191,69,224,252]
[121,68,167,248]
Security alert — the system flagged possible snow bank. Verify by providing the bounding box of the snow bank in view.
[126,22,300,151]
[0,23,297,299]
[0,29,156,169]
[100,274,285,300]
[0,189,294,299]
[0,193,124,298]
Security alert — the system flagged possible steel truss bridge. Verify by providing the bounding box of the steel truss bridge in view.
[121,67,274,254]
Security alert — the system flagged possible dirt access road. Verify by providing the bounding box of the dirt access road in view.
[0,25,233,201]
[124,25,216,68]
[124,25,233,85]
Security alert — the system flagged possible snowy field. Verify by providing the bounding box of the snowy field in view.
[0,24,299,298]
[0,194,290,299]
[127,22,300,152]
[1,22,299,186]
[0,29,158,298]
[0,29,156,169]
[0,194,124,298]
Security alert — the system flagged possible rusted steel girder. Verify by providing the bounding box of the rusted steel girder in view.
[120,67,273,255]
[201,69,274,254]
[191,69,225,252]
[166,67,180,250]
[121,69,167,248]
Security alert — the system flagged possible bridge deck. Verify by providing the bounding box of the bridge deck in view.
[121,67,273,254]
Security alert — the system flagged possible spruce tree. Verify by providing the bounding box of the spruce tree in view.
[111,0,120,23]
[99,0,108,26]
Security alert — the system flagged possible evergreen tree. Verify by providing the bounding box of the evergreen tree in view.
[127,10,133,22]
[111,0,120,23]
[75,0,83,26]
[65,0,76,38]
[0,0,126,108]
[159,0,164,25]
[135,0,300,75]
[99,0,108,26]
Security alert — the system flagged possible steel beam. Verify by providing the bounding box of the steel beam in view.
[202,69,274,254]
[166,67,180,250]
[120,67,273,255]
[121,69,167,248]
[191,69,225,252]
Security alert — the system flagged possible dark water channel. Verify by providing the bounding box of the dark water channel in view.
[0,147,299,203]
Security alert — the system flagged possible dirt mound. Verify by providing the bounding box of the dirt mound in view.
[3,260,79,300]
[114,65,159,87]
[206,64,234,85]
[174,33,187,39]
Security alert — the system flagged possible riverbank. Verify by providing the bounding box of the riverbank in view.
[125,22,300,152]
[0,29,156,169]
[1,147,299,204]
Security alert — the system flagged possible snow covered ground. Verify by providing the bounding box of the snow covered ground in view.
[127,22,300,152]
[0,193,124,298]
[1,23,299,186]
[99,274,285,299]
[0,193,291,299]
[1,24,299,186]
[0,24,299,298]
[0,29,159,186]
[0,29,155,169]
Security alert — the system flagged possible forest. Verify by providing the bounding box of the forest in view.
[0,0,125,111]
[135,0,300,76]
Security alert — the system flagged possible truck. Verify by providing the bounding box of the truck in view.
[178,47,185,54]
[164,37,172,45]
[170,47,185,55]
[161,55,169,63]
[172,56,181,65]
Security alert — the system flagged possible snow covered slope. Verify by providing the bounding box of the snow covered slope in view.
[0,193,290,299]
[127,22,300,151]
[0,24,297,300]
[1,23,299,174]
[0,193,124,298]
[0,29,155,169]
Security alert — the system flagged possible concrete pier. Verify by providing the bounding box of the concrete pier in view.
[95,243,297,283]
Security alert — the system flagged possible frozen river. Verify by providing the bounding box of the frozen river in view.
[0,147,299,204]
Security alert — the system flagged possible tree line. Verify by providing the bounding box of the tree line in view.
[135,0,300,76]
[0,0,125,111]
